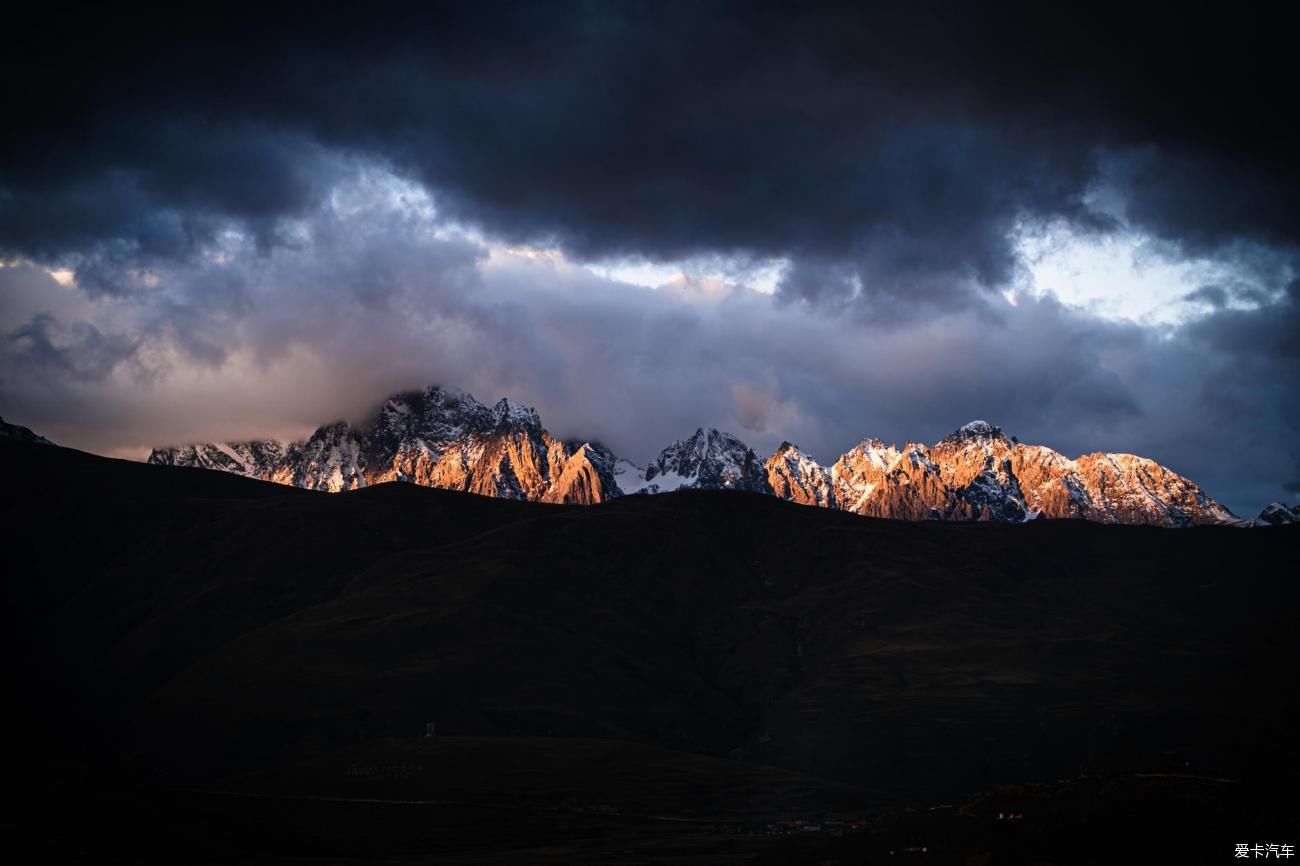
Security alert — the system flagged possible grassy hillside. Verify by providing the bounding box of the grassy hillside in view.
[6,439,1296,862]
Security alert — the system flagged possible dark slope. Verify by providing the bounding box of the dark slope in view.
[9,440,551,721]
[6,440,1298,861]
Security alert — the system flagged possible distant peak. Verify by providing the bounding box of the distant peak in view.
[959,420,996,435]
[697,427,749,449]
[774,441,827,466]
[680,426,726,447]
[381,383,476,403]
[379,384,483,418]
[942,420,1004,442]
[565,439,613,457]
[1256,501,1300,526]
[426,383,476,403]
[492,397,542,429]
[0,416,54,445]
[312,419,354,439]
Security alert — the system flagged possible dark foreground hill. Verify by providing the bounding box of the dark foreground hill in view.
[6,439,1298,863]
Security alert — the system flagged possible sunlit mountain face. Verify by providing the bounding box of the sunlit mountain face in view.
[147,384,1242,527]
[2,3,1297,862]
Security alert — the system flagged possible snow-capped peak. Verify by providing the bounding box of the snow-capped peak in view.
[611,457,653,495]
[492,397,542,430]
[947,420,1003,440]
[771,441,823,468]
[766,442,835,507]
[962,420,994,433]
[847,437,901,471]
[644,427,771,493]
[1254,501,1300,526]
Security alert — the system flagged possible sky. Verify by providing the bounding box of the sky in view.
[1,1,1296,516]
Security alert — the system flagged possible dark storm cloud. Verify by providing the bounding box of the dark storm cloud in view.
[1103,149,1300,257]
[1183,285,1229,310]
[2,2,1294,294]
[1182,280,1300,360]
[0,125,343,270]
[6,313,139,382]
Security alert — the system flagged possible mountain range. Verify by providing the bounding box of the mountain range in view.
[146,384,1292,528]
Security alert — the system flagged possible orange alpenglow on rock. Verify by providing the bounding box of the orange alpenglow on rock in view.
[148,390,1235,527]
